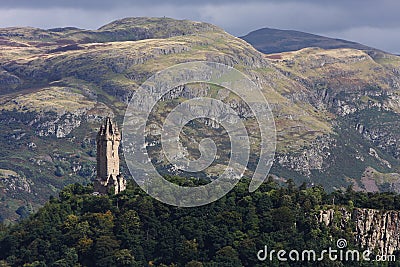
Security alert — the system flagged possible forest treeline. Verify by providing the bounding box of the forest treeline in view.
[1,176,400,267]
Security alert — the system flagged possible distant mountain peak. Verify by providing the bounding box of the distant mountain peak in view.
[240,27,377,54]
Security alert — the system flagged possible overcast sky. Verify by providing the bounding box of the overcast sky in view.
[0,0,399,54]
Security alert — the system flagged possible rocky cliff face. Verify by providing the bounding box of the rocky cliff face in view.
[319,208,400,255]
[268,48,400,190]
[276,135,335,176]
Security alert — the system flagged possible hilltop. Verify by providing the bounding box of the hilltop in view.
[0,17,221,45]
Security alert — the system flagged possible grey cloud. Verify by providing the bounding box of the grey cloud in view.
[1,0,267,9]
[0,5,201,29]
[1,0,399,11]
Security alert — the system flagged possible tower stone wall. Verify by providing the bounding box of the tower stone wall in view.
[94,117,126,194]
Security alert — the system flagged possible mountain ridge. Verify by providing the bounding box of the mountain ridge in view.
[0,17,399,222]
[0,17,222,46]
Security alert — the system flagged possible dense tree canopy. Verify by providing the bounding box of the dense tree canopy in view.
[1,177,400,266]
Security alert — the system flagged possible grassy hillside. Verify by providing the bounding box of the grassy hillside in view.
[0,17,399,222]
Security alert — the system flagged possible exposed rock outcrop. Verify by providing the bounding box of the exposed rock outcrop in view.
[319,208,400,255]
[276,135,335,176]
[0,173,33,195]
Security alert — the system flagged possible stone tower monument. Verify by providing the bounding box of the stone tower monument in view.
[94,117,126,194]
